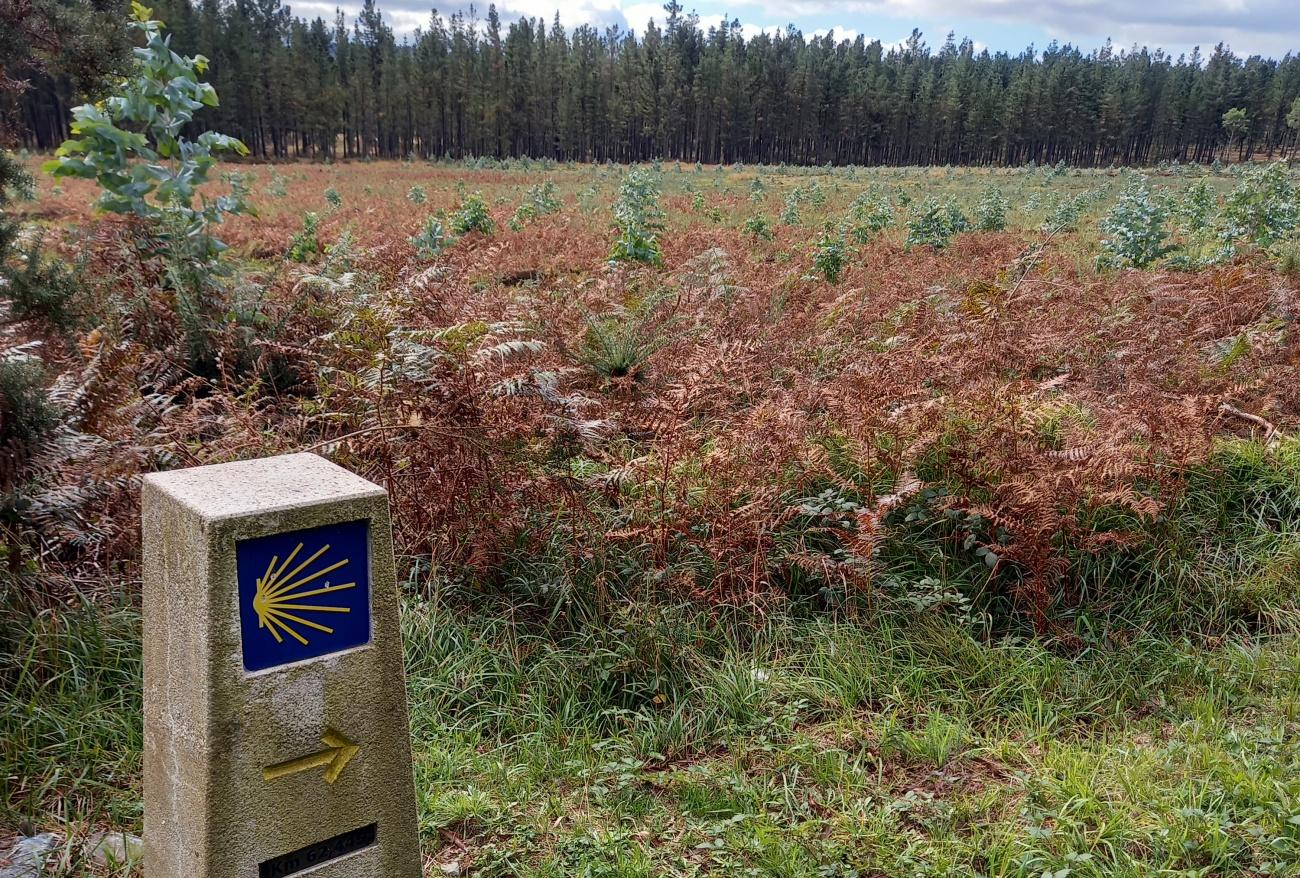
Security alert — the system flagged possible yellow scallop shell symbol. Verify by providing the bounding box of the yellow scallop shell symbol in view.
[251,542,356,646]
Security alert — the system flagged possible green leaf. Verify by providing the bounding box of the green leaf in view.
[42,158,72,176]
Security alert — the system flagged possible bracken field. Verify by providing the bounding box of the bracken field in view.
[5,154,1300,877]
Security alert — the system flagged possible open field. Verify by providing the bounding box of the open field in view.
[15,158,1300,623]
[4,158,1300,876]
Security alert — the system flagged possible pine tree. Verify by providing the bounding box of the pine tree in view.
[10,0,1300,167]
[1287,97,1300,165]
[1222,107,1249,160]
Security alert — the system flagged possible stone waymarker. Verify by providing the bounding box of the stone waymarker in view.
[142,453,421,878]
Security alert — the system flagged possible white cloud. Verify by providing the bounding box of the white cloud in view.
[498,0,626,26]
[619,2,667,34]
[738,22,784,40]
[812,26,862,42]
[294,0,1300,57]
[739,0,1300,55]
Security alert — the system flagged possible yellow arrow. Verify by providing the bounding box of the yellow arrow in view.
[262,728,360,784]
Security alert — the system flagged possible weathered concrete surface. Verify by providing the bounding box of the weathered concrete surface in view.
[142,453,421,878]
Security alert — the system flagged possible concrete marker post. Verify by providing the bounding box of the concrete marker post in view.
[142,453,421,878]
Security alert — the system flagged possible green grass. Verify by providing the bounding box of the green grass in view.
[403,606,1300,877]
[7,593,1300,876]
[414,605,1300,877]
[0,593,142,833]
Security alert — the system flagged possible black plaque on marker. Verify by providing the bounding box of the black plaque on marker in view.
[258,823,378,878]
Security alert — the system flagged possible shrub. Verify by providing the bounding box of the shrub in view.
[1,236,82,331]
[0,354,61,576]
[779,191,801,226]
[1042,193,1088,233]
[511,180,562,230]
[1177,179,1217,234]
[1220,162,1299,249]
[1098,176,1172,268]
[407,185,427,204]
[743,215,773,241]
[527,180,562,215]
[1272,237,1300,275]
[609,170,664,266]
[944,199,970,233]
[324,187,342,208]
[974,186,1009,231]
[265,172,288,198]
[44,2,253,374]
[451,193,496,235]
[848,191,893,237]
[410,216,454,260]
[44,4,250,247]
[287,212,320,263]
[609,228,663,266]
[509,203,534,231]
[0,154,36,312]
[905,197,964,250]
[812,231,847,283]
[0,356,59,465]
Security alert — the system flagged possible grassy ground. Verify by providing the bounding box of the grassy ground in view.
[6,586,1300,877]
[402,606,1300,878]
[20,155,1231,258]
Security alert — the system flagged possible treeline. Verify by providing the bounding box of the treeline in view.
[14,0,1300,166]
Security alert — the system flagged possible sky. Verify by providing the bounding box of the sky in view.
[290,0,1299,60]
